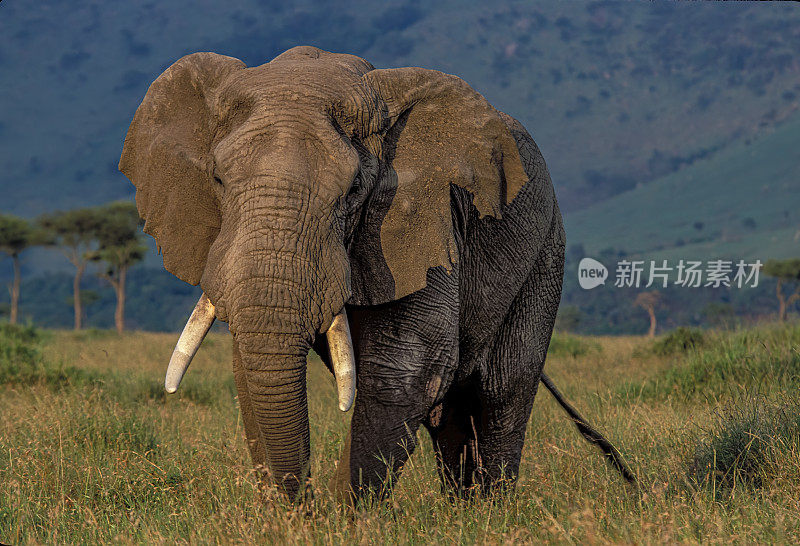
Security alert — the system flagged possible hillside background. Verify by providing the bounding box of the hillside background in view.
[1,1,799,333]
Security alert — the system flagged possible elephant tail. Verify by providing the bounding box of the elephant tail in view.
[540,372,637,485]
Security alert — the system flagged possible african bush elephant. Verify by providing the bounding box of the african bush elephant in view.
[120,46,633,501]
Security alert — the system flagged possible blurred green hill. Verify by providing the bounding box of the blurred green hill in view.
[566,111,800,263]
[1,1,799,332]
[2,1,798,215]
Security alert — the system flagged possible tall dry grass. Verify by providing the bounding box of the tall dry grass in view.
[1,322,799,543]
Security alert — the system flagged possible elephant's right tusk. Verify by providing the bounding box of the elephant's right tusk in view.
[326,310,356,412]
[165,293,216,393]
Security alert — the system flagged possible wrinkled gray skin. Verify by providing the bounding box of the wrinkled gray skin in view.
[120,46,565,501]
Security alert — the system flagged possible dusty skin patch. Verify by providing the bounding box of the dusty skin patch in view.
[426,374,442,402]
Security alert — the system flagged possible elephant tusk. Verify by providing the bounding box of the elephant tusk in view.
[165,293,216,393]
[326,310,356,412]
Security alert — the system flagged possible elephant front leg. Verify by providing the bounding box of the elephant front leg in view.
[333,383,435,501]
[347,390,426,497]
[344,332,458,499]
[338,269,460,500]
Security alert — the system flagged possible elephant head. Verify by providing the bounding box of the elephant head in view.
[119,46,530,499]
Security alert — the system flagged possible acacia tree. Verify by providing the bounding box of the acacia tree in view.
[0,214,45,324]
[634,290,662,337]
[93,201,146,333]
[763,259,800,321]
[39,208,102,330]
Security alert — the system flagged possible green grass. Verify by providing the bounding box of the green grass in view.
[0,324,235,407]
[0,323,103,389]
[2,324,800,542]
[619,322,800,400]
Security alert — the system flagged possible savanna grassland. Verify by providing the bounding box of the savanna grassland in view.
[2,322,800,544]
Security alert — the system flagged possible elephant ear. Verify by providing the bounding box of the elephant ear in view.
[119,52,246,285]
[347,67,529,305]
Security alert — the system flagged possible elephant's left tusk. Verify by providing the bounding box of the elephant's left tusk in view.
[326,310,356,412]
[165,293,216,393]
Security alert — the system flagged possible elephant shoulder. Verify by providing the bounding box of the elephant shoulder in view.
[494,112,562,251]
[496,111,548,187]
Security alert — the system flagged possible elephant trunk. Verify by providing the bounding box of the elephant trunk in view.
[223,249,330,500]
[167,285,354,499]
[196,184,352,499]
[235,328,311,499]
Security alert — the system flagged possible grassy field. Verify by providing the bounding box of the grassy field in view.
[2,323,800,543]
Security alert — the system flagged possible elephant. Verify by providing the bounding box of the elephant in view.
[119,45,633,502]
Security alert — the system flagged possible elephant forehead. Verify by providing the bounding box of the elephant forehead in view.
[210,64,363,182]
[219,61,361,108]
[212,114,360,191]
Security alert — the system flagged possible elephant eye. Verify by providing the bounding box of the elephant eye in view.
[213,174,224,186]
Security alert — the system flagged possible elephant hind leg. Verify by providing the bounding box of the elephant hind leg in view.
[436,221,563,496]
[425,373,538,497]
[472,221,564,493]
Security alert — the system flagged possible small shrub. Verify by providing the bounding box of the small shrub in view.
[0,323,41,384]
[741,217,757,230]
[72,409,160,455]
[548,333,601,358]
[104,372,236,407]
[689,396,800,492]
[110,374,235,406]
[619,323,800,400]
[104,375,168,405]
[0,323,102,388]
[555,305,582,333]
[0,322,39,344]
[651,327,706,356]
[0,325,231,406]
